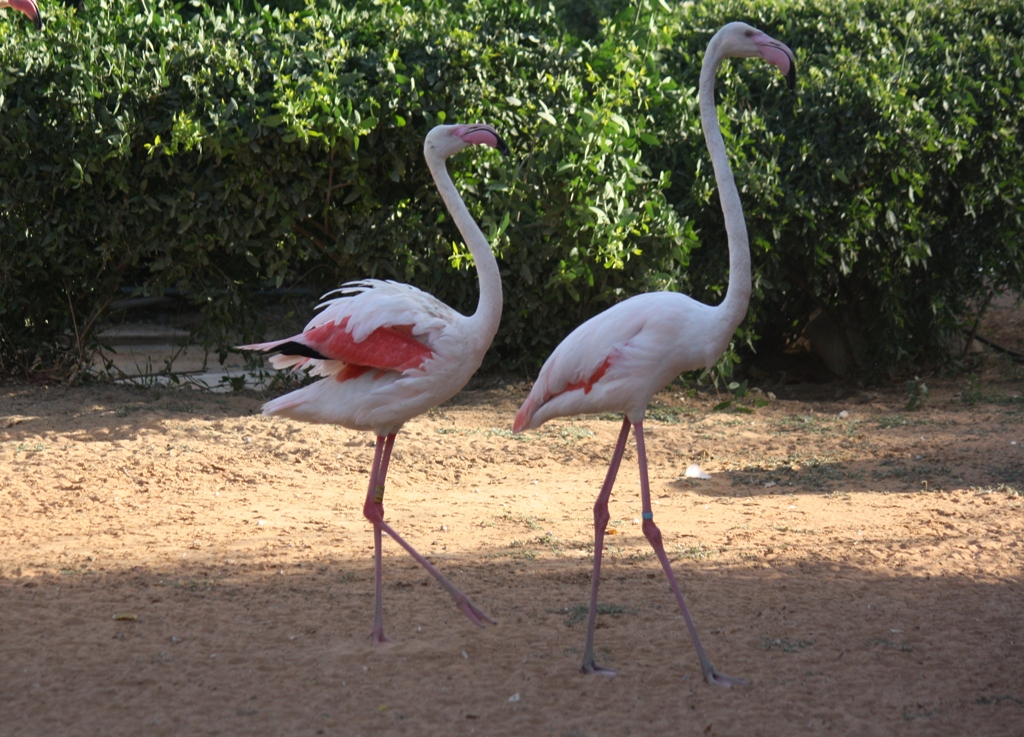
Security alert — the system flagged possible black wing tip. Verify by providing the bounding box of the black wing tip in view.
[262,341,330,361]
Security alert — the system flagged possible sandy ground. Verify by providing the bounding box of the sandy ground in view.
[1,361,1023,736]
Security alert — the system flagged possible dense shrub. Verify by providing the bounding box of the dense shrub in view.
[1,0,1021,379]
[0,0,689,376]
[660,0,1024,370]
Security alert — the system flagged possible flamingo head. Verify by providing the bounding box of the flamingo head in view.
[425,123,509,159]
[715,22,796,90]
[1,0,42,29]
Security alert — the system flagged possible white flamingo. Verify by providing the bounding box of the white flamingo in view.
[240,123,507,644]
[0,0,41,28]
[514,23,795,686]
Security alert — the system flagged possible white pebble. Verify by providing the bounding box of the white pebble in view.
[684,464,711,480]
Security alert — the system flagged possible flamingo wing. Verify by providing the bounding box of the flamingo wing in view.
[514,301,650,431]
[239,280,457,378]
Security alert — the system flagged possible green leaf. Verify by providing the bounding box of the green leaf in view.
[608,113,630,135]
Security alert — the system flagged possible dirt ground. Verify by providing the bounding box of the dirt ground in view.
[2,357,1023,736]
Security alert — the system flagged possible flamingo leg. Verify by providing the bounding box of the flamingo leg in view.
[362,435,495,638]
[365,434,395,645]
[581,416,631,675]
[633,422,749,687]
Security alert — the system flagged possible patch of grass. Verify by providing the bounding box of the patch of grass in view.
[546,535,591,555]
[970,484,1022,497]
[496,511,543,529]
[902,707,936,721]
[435,427,531,441]
[824,490,851,500]
[772,415,820,431]
[761,637,813,653]
[500,541,539,560]
[505,533,589,559]
[646,406,698,424]
[711,400,755,414]
[173,577,216,591]
[561,603,633,627]
[876,414,912,428]
[620,548,654,562]
[671,542,721,560]
[773,525,818,535]
[976,694,1024,706]
[798,464,864,490]
[904,377,930,410]
[959,373,984,405]
[870,638,913,652]
[871,462,953,482]
[559,426,595,441]
[982,461,1023,484]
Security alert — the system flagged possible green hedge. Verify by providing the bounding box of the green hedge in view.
[1,0,1022,379]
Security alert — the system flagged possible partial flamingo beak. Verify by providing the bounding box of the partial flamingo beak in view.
[754,32,796,90]
[454,124,510,156]
[4,0,42,29]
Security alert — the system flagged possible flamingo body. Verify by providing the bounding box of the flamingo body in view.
[241,280,486,435]
[514,292,734,431]
[240,123,507,643]
[514,22,795,687]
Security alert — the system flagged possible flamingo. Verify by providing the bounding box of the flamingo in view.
[240,123,508,644]
[513,23,795,686]
[0,0,41,28]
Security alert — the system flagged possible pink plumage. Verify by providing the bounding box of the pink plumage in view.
[239,124,508,644]
[515,23,795,686]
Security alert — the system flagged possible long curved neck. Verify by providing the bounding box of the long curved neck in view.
[699,36,752,331]
[425,153,503,342]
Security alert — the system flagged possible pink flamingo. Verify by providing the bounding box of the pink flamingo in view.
[240,123,507,644]
[513,23,795,686]
[0,0,41,28]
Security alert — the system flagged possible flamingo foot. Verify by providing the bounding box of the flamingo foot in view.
[457,597,496,628]
[370,627,396,647]
[704,667,749,688]
[581,660,617,677]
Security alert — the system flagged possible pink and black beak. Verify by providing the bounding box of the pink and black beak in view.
[5,0,42,29]
[754,31,797,91]
[455,123,510,156]
[772,41,797,91]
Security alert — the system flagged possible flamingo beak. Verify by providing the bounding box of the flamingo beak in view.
[755,35,797,90]
[7,0,42,29]
[455,124,510,156]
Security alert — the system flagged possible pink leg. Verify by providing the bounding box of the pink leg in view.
[362,434,494,643]
[366,434,394,645]
[633,422,749,687]
[581,417,631,675]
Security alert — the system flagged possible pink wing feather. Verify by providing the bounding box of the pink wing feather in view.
[239,280,451,380]
[302,318,431,371]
